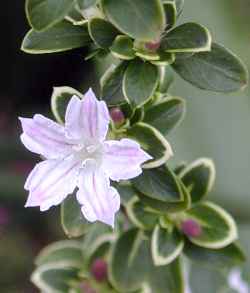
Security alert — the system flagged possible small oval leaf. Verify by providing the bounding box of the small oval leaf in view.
[172,42,249,93]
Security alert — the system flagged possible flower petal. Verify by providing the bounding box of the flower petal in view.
[103,138,152,181]
[76,162,120,227]
[65,89,110,142]
[19,114,72,159]
[25,158,80,211]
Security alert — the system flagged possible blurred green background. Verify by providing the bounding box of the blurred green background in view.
[0,0,249,292]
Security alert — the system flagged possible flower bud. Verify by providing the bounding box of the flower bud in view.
[181,219,202,238]
[91,259,108,282]
[110,107,125,125]
[145,41,161,52]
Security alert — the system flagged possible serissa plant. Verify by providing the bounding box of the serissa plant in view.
[20,0,248,292]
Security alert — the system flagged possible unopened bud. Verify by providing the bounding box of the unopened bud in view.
[91,259,108,282]
[110,107,125,125]
[181,219,202,238]
[145,41,161,52]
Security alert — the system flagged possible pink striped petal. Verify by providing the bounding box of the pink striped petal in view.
[103,139,152,181]
[19,114,72,159]
[76,162,120,227]
[65,89,110,142]
[25,158,80,211]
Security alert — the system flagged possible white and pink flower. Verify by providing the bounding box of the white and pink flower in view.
[19,89,152,227]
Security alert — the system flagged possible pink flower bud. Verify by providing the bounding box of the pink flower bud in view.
[181,219,202,238]
[91,259,108,282]
[110,107,125,125]
[145,41,161,52]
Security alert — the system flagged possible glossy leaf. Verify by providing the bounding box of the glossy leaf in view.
[77,0,97,9]
[31,262,79,293]
[100,62,128,106]
[151,225,184,266]
[162,22,212,53]
[172,43,249,92]
[150,52,176,66]
[127,122,173,168]
[123,59,159,107]
[184,201,238,249]
[162,1,177,29]
[26,0,74,31]
[126,197,159,230]
[179,158,216,203]
[158,66,175,93]
[35,240,83,267]
[132,165,190,213]
[61,195,90,238]
[51,86,83,123]
[88,18,119,48]
[144,96,186,136]
[22,21,91,54]
[101,0,166,41]
[113,182,136,205]
[111,35,136,60]
[184,242,246,271]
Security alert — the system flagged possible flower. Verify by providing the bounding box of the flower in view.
[228,269,249,293]
[19,89,152,227]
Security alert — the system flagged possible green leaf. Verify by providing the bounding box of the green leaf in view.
[179,158,216,203]
[146,258,185,293]
[166,0,184,17]
[162,1,177,29]
[101,0,166,41]
[109,229,151,292]
[26,0,74,31]
[22,21,91,54]
[126,197,159,230]
[77,0,97,9]
[100,62,128,106]
[172,42,249,92]
[150,52,175,66]
[144,96,186,136]
[162,22,212,53]
[158,66,175,93]
[123,59,159,107]
[151,225,184,266]
[35,240,83,267]
[61,195,90,238]
[127,122,173,168]
[88,18,119,48]
[132,165,190,213]
[31,262,79,293]
[110,228,185,293]
[111,35,136,60]
[51,86,83,123]
[184,242,246,271]
[184,201,238,249]
[113,182,136,205]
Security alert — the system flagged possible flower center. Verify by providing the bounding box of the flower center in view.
[73,142,103,167]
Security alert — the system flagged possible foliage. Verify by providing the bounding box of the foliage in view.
[21,0,248,292]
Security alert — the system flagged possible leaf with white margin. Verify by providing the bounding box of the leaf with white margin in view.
[31,262,79,293]
[35,240,83,267]
[61,194,90,238]
[51,86,83,124]
[151,225,184,266]
[179,158,216,203]
[123,60,159,107]
[126,197,159,230]
[184,201,238,249]
[127,122,173,169]
[101,0,166,41]
[22,21,91,54]
[26,0,74,31]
